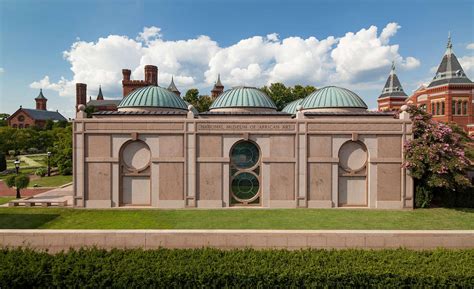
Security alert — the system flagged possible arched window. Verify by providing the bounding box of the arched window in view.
[431,103,435,115]
[452,100,456,115]
[18,124,23,129]
[436,102,440,115]
[230,141,261,206]
[457,100,462,115]
[441,101,445,115]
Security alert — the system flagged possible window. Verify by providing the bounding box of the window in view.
[436,102,440,115]
[457,100,462,115]
[18,124,23,129]
[18,115,25,122]
[463,101,468,115]
[12,124,17,128]
[441,102,445,115]
[431,103,435,115]
[230,141,261,206]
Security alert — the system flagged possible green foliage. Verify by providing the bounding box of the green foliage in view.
[183,89,212,112]
[14,174,30,189]
[261,83,317,110]
[0,113,9,127]
[0,248,473,288]
[414,186,432,208]
[35,167,47,177]
[84,106,97,118]
[0,152,6,172]
[4,175,16,188]
[403,106,472,207]
[50,126,72,175]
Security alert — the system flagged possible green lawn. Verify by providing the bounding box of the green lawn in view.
[0,197,15,205]
[0,208,472,230]
[30,175,72,188]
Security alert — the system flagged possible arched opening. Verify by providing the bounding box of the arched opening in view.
[338,141,368,207]
[229,140,261,206]
[119,140,151,206]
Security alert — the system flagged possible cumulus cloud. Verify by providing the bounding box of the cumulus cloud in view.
[459,56,474,77]
[33,22,420,98]
[466,43,474,50]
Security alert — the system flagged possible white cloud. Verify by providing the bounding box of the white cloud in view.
[33,23,421,98]
[466,43,474,50]
[459,55,474,77]
[136,26,162,43]
[0,67,4,73]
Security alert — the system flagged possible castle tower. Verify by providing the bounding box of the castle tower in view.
[167,76,181,96]
[35,89,48,110]
[144,65,158,86]
[97,85,104,100]
[211,74,224,99]
[377,61,407,111]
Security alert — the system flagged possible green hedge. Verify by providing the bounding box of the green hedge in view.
[1,248,473,288]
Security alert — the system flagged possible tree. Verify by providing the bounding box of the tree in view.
[0,152,6,172]
[0,113,9,127]
[402,106,471,207]
[184,89,199,105]
[261,83,317,110]
[6,174,30,199]
[50,125,73,175]
[184,89,213,112]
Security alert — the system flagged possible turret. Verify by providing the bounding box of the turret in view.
[35,89,47,110]
[167,76,180,96]
[211,74,224,99]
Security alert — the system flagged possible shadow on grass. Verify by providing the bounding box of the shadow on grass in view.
[0,214,60,229]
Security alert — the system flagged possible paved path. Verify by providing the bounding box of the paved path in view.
[0,180,49,197]
[0,184,73,207]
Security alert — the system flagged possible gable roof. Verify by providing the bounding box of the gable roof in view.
[21,108,67,121]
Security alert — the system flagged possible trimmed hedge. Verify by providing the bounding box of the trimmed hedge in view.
[0,248,473,288]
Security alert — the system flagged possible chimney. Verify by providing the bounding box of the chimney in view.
[76,83,87,111]
[122,69,131,81]
[144,65,158,86]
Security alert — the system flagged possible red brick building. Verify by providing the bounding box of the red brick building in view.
[7,89,67,128]
[378,37,473,136]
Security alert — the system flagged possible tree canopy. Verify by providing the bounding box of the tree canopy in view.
[261,83,317,110]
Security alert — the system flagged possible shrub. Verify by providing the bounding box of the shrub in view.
[8,150,15,157]
[4,175,16,188]
[414,186,433,208]
[35,167,47,177]
[27,147,39,154]
[0,152,6,172]
[0,248,473,288]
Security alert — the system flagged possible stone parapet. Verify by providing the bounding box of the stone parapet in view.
[0,230,472,252]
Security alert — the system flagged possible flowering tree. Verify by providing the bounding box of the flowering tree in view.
[403,106,472,207]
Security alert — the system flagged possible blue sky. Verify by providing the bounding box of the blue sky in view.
[0,0,473,118]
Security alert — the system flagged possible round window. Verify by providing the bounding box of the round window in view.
[230,141,259,169]
[231,172,260,202]
[18,115,25,122]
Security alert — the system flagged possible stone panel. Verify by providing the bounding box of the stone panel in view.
[270,135,294,157]
[308,163,331,200]
[159,135,184,157]
[308,135,332,157]
[197,163,222,200]
[159,163,184,200]
[308,123,402,132]
[198,135,222,157]
[86,135,111,157]
[377,135,402,158]
[86,163,111,200]
[270,163,295,200]
[377,164,401,201]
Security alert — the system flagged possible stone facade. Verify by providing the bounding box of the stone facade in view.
[73,109,413,209]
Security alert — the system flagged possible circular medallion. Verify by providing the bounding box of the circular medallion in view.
[122,141,151,170]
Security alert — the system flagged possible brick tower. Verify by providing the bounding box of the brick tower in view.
[35,89,47,110]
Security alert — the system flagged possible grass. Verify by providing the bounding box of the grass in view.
[0,207,472,230]
[30,175,72,188]
[0,197,15,205]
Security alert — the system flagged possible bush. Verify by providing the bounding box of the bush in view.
[27,147,39,154]
[415,186,432,208]
[0,248,473,288]
[4,175,16,188]
[8,150,15,157]
[35,167,47,177]
[0,152,6,172]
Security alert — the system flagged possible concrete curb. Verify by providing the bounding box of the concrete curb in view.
[1,230,473,252]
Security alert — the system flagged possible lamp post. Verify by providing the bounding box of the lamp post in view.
[14,159,20,199]
[47,151,51,177]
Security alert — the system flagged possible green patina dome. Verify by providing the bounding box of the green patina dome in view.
[300,86,368,110]
[282,98,304,114]
[209,87,277,110]
[118,86,188,110]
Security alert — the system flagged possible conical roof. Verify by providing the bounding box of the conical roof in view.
[167,76,180,93]
[379,62,407,98]
[97,86,104,100]
[35,89,47,100]
[428,34,472,87]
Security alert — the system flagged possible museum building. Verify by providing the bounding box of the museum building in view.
[73,66,413,209]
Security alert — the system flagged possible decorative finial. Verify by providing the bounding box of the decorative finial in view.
[391,60,395,73]
[447,31,452,49]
